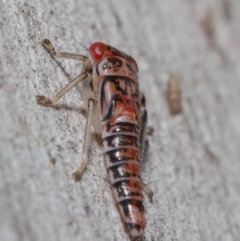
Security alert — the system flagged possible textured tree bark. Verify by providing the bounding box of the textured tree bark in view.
[1,0,240,241]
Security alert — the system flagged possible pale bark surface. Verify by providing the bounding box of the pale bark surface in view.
[1,1,240,241]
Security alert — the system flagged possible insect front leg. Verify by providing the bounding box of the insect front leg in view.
[73,98,95,181]
[37,39,92,106]
[37,72,89,106]
[42,39,89,61]
[139,92,153,202]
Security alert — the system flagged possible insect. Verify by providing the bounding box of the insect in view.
[37,39,152,240]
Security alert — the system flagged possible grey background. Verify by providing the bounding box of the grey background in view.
[1,0,240,241]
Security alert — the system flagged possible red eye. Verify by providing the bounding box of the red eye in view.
[89,42,108,61]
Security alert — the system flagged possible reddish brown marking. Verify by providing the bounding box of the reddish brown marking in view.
[123,149,140,160]
[122,164,140,176]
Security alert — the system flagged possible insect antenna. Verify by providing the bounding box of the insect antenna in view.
[73,37,89,52]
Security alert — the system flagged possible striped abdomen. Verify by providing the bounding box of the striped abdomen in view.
[103,122,145,239]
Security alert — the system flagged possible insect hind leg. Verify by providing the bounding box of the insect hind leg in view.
[139,92,148,162]
[73,98,95,181]
[138,92,153,202]
[36,72,89,106]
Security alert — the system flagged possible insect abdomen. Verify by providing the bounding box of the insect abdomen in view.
[103,122,146,239]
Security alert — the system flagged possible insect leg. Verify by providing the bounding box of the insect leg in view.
[139,92,153,202]
[142,182,153,203]
[36,72,89,106]
[73,98,95,181]
[37,39,92,106]
[139,93,148,162]
[42,39,88,61]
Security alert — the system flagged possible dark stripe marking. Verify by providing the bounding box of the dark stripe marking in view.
[104,134,139,148]
[109,163,140,179]
[106,148,140,163]
[106,122,138,134]
[114,180,142,198]
[126,62,135,74]
[119,199,145,217]
[102,93,119,122]
[96,62,100,76]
